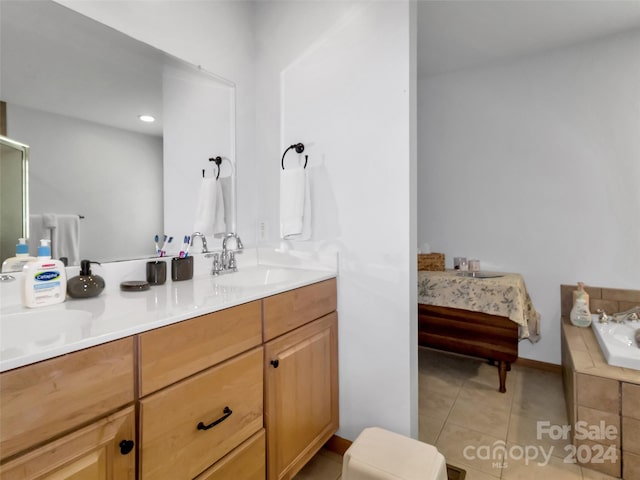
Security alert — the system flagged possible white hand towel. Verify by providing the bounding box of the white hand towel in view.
[280,168,311,240]
[193,177,225,236]
[54,214,80,266]
[42,213,58,229]
[215,176,233,238]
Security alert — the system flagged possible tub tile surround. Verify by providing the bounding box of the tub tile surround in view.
[561,284,640,479]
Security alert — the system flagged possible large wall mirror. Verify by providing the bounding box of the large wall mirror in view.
[0,0,236,269]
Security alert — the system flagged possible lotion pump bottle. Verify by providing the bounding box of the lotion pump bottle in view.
[22,239,67,307]
[67,260,105,299]
[1,238,36,273]
[570,282,592,327]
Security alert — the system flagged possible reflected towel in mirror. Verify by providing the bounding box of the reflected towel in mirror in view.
[280,168,311,240]
[193,177,225,237]
[29,214,80,265]
[216,176,234,238]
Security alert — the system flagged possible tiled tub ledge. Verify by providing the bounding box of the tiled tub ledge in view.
[561,284,640,480]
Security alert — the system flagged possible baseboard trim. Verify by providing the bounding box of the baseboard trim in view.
[324,435,352,456]
[516,357,561,374]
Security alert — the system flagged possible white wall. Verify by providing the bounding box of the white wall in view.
[254,1,416,440]
[8,104,162,263]
[417,29,640,364]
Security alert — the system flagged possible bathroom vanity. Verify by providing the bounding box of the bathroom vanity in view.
[0,256,338,480]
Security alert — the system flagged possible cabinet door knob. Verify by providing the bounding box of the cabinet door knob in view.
[119,439,135,455]
[270,359,279,368]
[197,406,233,431]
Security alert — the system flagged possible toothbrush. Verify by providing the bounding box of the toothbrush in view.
[183,235,191,258]
[154,234,160,256]
[161,236,173,257]
[179,235,188,258]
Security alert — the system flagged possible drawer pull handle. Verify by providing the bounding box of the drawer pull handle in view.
[197,406,233,431]
[270,359,279,368]
[119,439,135,455]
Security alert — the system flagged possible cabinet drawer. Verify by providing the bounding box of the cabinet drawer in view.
[0,338,134,461]
[263,278,337,341]
[140,347,263,480]
[138,300,262,396]
[195,429,265,480]
[0,406,135,480]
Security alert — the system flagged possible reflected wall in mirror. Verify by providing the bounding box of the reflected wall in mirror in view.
[0,135,29,264]
[0,0,236,269]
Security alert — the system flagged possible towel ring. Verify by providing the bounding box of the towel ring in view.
[209,156,222,179]
[281,143,307,170]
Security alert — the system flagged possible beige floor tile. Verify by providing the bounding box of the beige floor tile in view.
[435,422,506,477]
[510,369,568,425]
[293,448,342,480]
[501,454,583,479]
[420,384,458,414]
[581,465,621,479]
[446,395,511,440]
[507,413,573,459]
[457,378,514,412]
[419,409,447,444]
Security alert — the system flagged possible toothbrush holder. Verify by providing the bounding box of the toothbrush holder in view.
[171,256,193,281]
[146,260,167,285]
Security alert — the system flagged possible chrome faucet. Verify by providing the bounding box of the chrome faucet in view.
[613,306,640,323]
[211,233,243,276]
[190,232,209,254]
[597,306,640,324]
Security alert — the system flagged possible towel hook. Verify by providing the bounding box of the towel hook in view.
[209,156,222,179]
[281,143,307,170]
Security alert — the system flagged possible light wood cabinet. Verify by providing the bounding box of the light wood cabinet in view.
[0,406,135,480]
[196,429,266,480]
[139,347,264,479]
[1,278,338,480]
[263,278,337,342]
[265,311,339,480]
[138,300,262,396]
[0,338,134,462]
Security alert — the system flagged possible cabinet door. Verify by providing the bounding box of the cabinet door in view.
[264,313,338,480]
[0,407,135,480]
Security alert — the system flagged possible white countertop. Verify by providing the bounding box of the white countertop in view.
[0,248,337,372]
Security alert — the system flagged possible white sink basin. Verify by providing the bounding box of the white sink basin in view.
[211,266,299,288]
[1,309,92,359]
[591,316,640,370]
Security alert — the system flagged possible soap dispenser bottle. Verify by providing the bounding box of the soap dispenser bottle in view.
[1,238,36,273]
[570,282,592,327]
[67,260,105,299]
[22,239,67,307]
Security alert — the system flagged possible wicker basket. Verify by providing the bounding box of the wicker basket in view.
[417,253,445,271]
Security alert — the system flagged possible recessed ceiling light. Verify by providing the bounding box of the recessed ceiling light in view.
[138,115,155,123]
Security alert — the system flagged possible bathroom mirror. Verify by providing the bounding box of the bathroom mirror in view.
[0,135,29,265]
[0,0,236,268]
